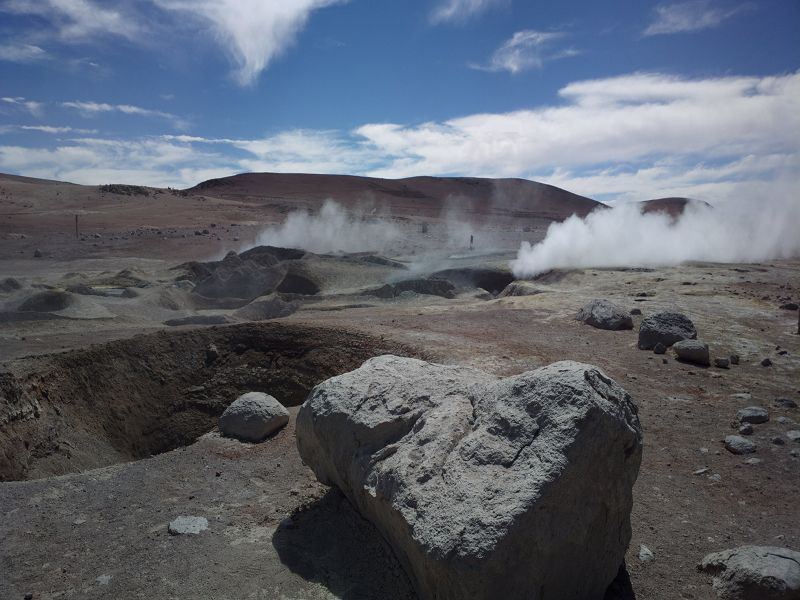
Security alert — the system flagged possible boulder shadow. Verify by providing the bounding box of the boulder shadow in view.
[274,489,636,600]
[272,488,417,600]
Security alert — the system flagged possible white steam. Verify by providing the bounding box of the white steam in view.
[511,196,800,277]
[253,199,400,254]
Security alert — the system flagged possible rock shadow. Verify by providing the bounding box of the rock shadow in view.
[274,487,636,600]
[272,488,417,600]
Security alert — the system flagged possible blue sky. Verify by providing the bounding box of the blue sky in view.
[0,0,798,201]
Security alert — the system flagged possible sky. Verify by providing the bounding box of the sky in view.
[0,0,798,202]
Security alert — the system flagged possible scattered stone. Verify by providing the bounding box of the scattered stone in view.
[576,299,634,330]
[168,516,208,535]
[96,574,112,585]
[662,358,669,364]
[775,399,797,409]
[739,424,754,435]
[786,430,800,442]
[654,342,667,355]
[731,393,752,401]
[738,406,770,424]
[779,302,799,310]
[709,473,722,483]
[33,248,42,258]
[674,340,711,366]
[630,308,642,315]
[638,311,697,350]
[715,357,731,369]
[771,437,786,446]
[698,545,800,600]
[777,417,791,425]
[297,356,642,600]
[744,457,762,465]
[219,392,289,442]
[730,354,740,365]
[724,435,757,455]
[205,343,220,364]
[791,449,800,458]
[694,467,710,475]
[639,545,655,563]
[761,358,773,367]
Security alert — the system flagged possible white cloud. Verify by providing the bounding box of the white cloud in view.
[471,30,578,74]
[61,100,186,128]
[1,96,44,117]
[1,71,798,203]
[643,1,755,36]
[1,0,142,41]
[151,0,345,86]
[430,0,506,24]
[19,124,97,134]
[0,43,48,63]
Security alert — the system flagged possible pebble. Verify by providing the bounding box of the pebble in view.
[771,437,786,446]
[693,467,709,475]
[791,449,800,458]
[761,358,773,367]
[775,398,798,409]
[653,342,666,355]
[786,430,800,442]
[708,473,722,483]
[729,354,740,365]
[714,357,730,369]
[730,393,751,401]
[638,545,655,563]
[744,457,762,465]
[96,575,112,585]
[168,516,208,535]
[738,423,753,435]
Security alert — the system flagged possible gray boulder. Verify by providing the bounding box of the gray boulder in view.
[738,406,770,424]
[638,312,697,350]
[296,356,643,600]
[673,340,711,366]
[219,392,289,442]
[725,435,757,455]
[576,299,634,330]
[699,545,800,599]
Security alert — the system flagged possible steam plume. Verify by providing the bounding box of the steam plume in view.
[511,195,800,278]
[253,199,399,254]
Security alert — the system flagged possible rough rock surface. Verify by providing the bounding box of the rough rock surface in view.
[498,281,547,297]
[576,299,634,330]
[738,407,770,424]
[232,293,298,321]
[638,312,697,350]
[168,516,208,535]
[699,545,800,600]
[296,355,643,600]
[673,340,711,366]
[725,435,757,455]
[219,392,289,442]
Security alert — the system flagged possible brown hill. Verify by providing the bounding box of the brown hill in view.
[640,197,712,217]
[189,173,601,221]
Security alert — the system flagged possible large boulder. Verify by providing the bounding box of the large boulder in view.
[576,299,634,330]
[296,356,643,600]
[638,311,697,350]
[219,392,289,442]
[699,546,800,599]
[673,340,711,366]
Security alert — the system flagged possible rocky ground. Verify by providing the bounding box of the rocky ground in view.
[1,173,798,599]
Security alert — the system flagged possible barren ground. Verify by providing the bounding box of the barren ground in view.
[1,174,798,600]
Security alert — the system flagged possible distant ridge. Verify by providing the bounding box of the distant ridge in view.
[639,197,712,217]
[188,172,602,221]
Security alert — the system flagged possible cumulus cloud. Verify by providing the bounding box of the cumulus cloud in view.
[470,30,578,74]
[643,1,755,36]
[151,0,346,86]
[431,0,506,24]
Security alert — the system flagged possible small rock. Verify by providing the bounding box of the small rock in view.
[777,416,791,425]
[744,457,762,465]
[730,393,751,401]
[638,544,655,563]
[738,423,753,435]
[714,357,730,369]
[96,574,112,585]
[724,435,757,455]
[662,358,668,364]
[791,449,800,458]
[219,392,289,442]
[638,312,697,350]
[786,430,800,442]
[630,308,642,315]
[575,299,634,330]
[33,249,42,258]
[205,343,220,364]
[673,339,711,366]
[654,342,667,355]
[779,302,799,310]
[738,406,769,424]
[698,545,800,600]
[708,473,722,483]
[694,467,710,475]
[729,354,740,365]
[775,398,798,409]
[168,516,208,535]
[771,436,786,446]
[761,358,773,367]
